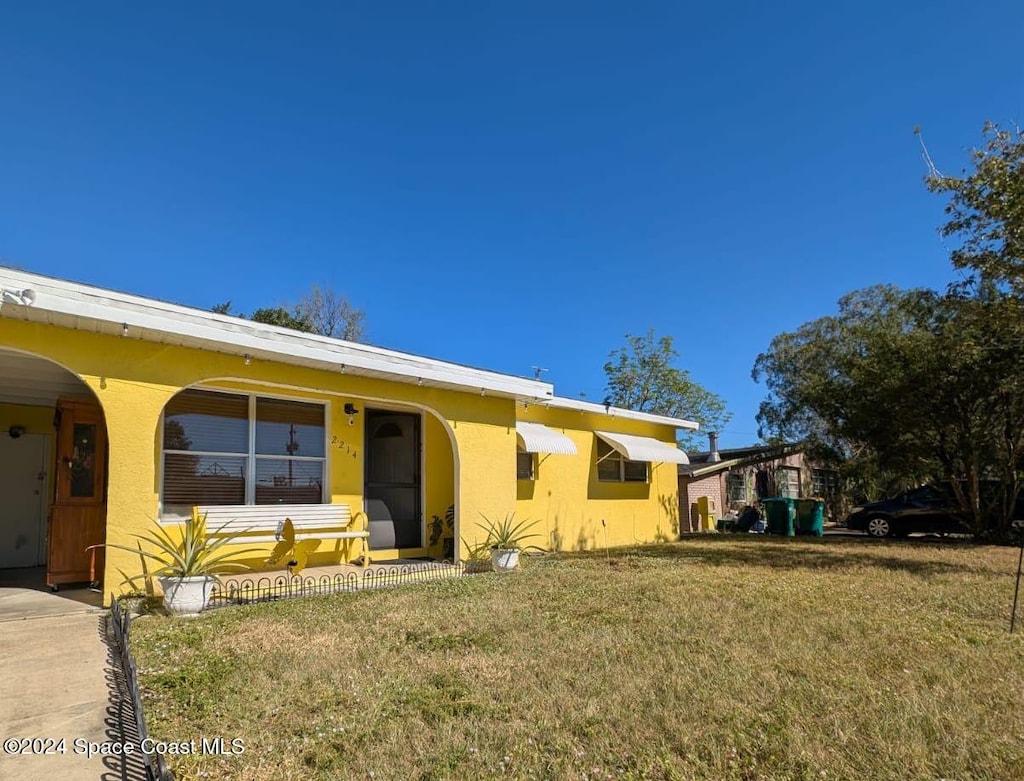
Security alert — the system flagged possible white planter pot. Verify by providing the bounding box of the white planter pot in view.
[490,548,520,573]
[158,575,218,616]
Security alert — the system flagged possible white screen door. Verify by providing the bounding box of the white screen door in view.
[0,433,48,568]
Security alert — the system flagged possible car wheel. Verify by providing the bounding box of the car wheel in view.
[866,516,892,538]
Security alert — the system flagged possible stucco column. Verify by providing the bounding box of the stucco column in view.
[449,419,517,556]
[82,377,177,604]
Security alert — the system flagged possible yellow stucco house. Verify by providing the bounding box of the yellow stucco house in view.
[0,268,696,602]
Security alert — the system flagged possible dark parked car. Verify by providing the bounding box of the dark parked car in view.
[845,485,967,538]
[847,482,1024,539]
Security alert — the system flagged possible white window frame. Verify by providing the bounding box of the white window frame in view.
[252,396,328,505]
[596,439,649,483]
[160,388,329,518]
[726,471,748,505]
[811,468,838,497]
[777,466,801,499]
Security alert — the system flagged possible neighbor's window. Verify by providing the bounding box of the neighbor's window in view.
[516,451,536,480]
[726,472,748,505]
[777,466,801,498]
[596,439,648,483]
[162,389,326,517]
[811,468,839,498]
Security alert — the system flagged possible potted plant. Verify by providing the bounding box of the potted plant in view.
[93,513,260,615]
[477,513,542,573]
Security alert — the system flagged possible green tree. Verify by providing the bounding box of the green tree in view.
[210,285,365,341]
[249,306,314,332]
[604,330,730,450]
[754,286,928,496]
[754,123,1024,537]
[925,122,1024,535]
[926,122,1024,292]
[754,285,1024,536]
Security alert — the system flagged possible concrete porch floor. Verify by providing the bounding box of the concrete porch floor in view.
[0,568,104,623]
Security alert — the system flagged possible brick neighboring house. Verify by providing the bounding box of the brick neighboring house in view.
[678,434,839,532]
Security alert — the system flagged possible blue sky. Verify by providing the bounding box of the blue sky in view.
[2,2,1021,449]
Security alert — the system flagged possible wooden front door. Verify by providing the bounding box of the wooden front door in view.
[47,399,107,588]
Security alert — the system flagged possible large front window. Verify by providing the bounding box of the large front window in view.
[162,389,326,517]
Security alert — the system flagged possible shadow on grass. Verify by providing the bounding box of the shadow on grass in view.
[557,534,991,578]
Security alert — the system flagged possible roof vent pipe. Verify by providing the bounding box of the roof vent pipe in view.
[708,432,721,462]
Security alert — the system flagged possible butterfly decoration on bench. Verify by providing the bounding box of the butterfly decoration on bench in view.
[266,518,322,574]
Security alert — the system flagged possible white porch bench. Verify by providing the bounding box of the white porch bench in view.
[193,504,370,565]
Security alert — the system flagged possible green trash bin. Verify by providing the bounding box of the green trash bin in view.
[795,498,826,537]
[763,497,795,537]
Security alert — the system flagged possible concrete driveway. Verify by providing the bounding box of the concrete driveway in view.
[0,580,146,781]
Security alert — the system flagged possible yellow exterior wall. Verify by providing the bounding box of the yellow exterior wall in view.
[423,411,456,554]
[0,319,518,600]
[450,415,516,552]
[0,402,59,510]
[515,405,681,551]
[1,318,681,598]
[0,402,56,436]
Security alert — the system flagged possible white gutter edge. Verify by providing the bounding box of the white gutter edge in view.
[0,267,554,399]
[544,395,700,430]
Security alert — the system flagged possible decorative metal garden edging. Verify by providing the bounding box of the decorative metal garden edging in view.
[110,596,174,781]
[210,560,467,606]
[104,560,465,780]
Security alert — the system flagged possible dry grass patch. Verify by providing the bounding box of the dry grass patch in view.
[131,537,1024,780]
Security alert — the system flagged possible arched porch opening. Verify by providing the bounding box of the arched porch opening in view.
[0,348,108,592]
[157,379,460,567]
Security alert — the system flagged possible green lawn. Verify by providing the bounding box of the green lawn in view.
[131,537,1024,780]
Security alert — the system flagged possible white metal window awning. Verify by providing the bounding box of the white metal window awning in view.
[595,431,690,464]
[515,422,577,455]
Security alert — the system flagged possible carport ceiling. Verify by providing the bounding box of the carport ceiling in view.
[0,350,90,406]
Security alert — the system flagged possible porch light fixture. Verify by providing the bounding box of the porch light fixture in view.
[417,378,423,386]
[339,364,346,374]
[480,388,486,397]
[344,402,359,426]
[121,322,129,337]
[0,288,36,306]
[244,354,252,366]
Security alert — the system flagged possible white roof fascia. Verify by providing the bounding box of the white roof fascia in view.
[0,268,554,400]
[515,421,577,455]
[544,395,699,430]
[595,431,691,465]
